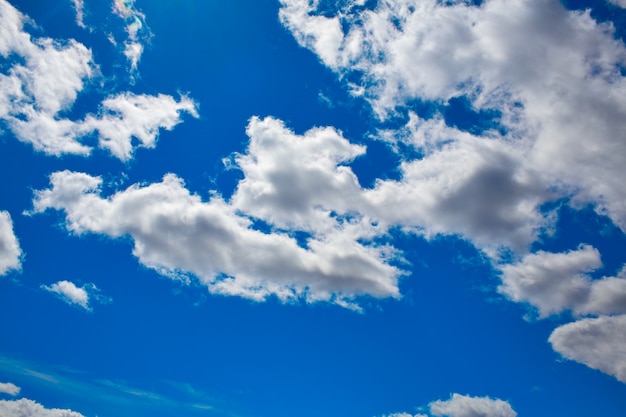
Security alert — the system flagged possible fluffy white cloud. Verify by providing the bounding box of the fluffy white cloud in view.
[281,0,626,232]
[31,168,400,309]
[429,394,516,417]
[498,245,626,317]
[41,280,107,311]
[280,0,626,381]
[0,0,197,159]
[549,314,626,383]
[364,116,547,253]
[0,398,85,417]
[0,211,22,276]
[81,92,198,160]
[383,393,516,417]
[0,382,20,396]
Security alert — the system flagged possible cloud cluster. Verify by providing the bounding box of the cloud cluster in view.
[41,280,108,311]
[0,398,85,417]
[0,0,197,160]
[0,382,20,396]
[278,0,626,382]
[32,160,400,309]
[384,393,516,417]
[0,211,22,276]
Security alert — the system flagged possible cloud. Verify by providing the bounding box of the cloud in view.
[281,0,626,233]
[0,0,197,160]
[498,245,626,317]
[31,168,400,309]
[41,280,108,311]
[382,393,516,417]
[549,314,626,383]
[70,0,86,28]
[429,393,517,417]
[279,0,626,381]
[0,211,22,276]
[112,0,151,72]
[0,398,86,417]
[0,382,20,396]
[81,92,198,160]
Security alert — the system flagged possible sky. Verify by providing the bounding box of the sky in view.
[0,0,626,416]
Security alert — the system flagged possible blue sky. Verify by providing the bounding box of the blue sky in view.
[1,0,626,416]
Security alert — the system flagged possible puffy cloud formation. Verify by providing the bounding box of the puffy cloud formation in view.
[0,398,85,417]
[383,393,516,417]
[0,211,22,276]
[549,315,626,383]
[429,394,516,417]
[0,382,20,396]
[280,0,626,231]
[31,163,400,309]
[499,246,626,317]
[279,0,626,381]
[41,280,109,311]
[0,0,197,160]
[42,281,90,310]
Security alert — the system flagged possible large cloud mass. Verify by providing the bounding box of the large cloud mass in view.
[279,0,626,381]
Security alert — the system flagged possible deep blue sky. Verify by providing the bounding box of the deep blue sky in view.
[1,1,626,416]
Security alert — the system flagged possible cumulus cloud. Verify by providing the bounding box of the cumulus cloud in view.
[280,0,626,233]
[549,315,626,383]
[383,393,516,417]
[42,280,108,311]
[499,245,626,317]
[0,211,22,276]
[0,382,20,396]
[429,393,516,417]
[0,398,86,417]
[31,167,400,309]
[279,0,626,380]
[0,0,197,159]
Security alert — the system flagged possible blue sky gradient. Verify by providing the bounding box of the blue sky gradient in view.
[1,0,626,416]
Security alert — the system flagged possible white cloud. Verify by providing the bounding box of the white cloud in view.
[0,0,197,159]
[70,0,86,28]
[279,0,626,381]
[382,393,516,417]
[498,245,626,317]
[279,0,626,232]
[0,398,86,417]
[31,169,400,309]
[0,211,22,276]
[0,382,20,396]
[81,92,198,161]
[429,394,517,417]
[363,116,547,253]
[41,280,107,311]
[549,314,626,383]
